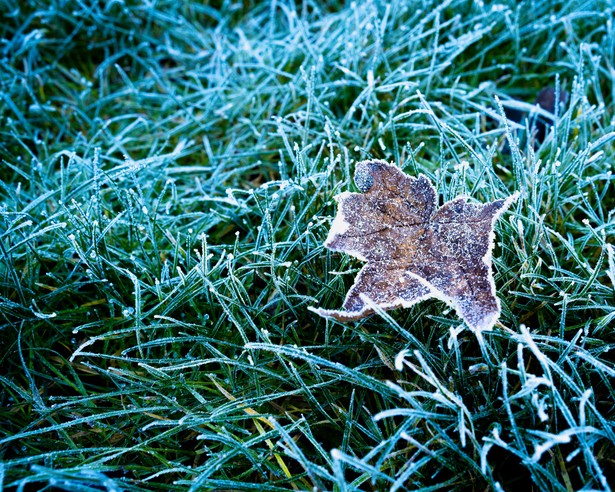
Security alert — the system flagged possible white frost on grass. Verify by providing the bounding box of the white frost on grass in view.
[606,244,615,288]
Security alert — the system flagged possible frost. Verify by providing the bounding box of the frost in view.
[606,244,615,287]
[32,309,57,319]
[394,349,411,370]
[586,150,604,164]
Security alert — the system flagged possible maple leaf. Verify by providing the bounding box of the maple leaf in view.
[309,160,519,332]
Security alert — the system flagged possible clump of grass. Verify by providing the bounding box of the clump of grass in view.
[1,0,614,490]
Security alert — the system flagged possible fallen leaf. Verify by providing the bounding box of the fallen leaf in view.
[502,86,569,150]
[309,160,518,332]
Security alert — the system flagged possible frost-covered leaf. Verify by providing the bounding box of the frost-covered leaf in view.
[310,160,518,332]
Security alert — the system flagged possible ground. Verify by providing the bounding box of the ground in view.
[0,1,614,490]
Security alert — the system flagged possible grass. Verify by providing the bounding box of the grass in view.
[1,0,614,490]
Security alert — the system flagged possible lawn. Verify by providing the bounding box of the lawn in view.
[1,0,614,490]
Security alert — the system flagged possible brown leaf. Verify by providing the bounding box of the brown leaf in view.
[309,160,518,332]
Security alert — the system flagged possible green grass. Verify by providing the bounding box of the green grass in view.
[1,0,614,490]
